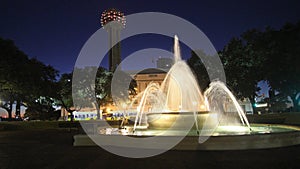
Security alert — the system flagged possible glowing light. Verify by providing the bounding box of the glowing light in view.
[200,104,206,110]
[254,103,268,107]
[101,8,126,28]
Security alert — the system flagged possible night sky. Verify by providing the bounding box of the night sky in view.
[1,0,300,74]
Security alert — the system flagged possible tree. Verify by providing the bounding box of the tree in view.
[57,73,79,121]
[58,67,114,120]
[0,38,28,118]
[0,37,59,119]
[109,69,137,110]
[218,21,300,111]
[258,22,300,110]
[59,66,137,120]
[219,35,265,101]
[95,67,113,119]
[22,58,59,117]
[187,50,210,91]
[24,96,60,120]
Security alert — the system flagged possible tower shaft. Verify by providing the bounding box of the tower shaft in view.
[108,27,121,71]
[101,8,125,71]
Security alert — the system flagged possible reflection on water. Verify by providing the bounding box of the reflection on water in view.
[97,124,300,137]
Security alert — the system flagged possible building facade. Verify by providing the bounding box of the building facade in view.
[133,68,167,93]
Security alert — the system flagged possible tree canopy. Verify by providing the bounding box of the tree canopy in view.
[219,22,300,110]
[188,21,300,111]
[58,67,114,120]
[0,38,59,119]
[1,20,300,119]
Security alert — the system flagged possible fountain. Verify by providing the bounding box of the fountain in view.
[74,35,300,152]
[132,35,250,134]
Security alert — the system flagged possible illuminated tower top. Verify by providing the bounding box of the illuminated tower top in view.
[101,8,126,28]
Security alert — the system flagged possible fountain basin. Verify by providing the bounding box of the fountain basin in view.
[146,111,240,130]
[147,112,210,130]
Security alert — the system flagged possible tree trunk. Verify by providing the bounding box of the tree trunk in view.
[96,107,101,120]
[94,102,101,120]
[15,100,21,117]
[8,101,13,119]
[292,97,299,112]
[69,110,74,122]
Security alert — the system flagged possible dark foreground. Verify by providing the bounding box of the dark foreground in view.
[1,129,300,169]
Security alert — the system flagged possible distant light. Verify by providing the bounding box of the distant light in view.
[254,103,268,108]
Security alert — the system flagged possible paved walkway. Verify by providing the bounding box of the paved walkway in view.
[0,129,300,169]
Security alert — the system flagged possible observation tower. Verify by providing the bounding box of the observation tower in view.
[101,8,126,71]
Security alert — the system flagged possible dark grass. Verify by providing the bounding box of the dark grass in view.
[0,129,300,169]
[1,113,300,169]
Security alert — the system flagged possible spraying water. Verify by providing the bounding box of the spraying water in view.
[132,35,251,132]
[204,81,250,129]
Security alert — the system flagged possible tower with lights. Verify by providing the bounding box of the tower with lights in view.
[101,8,126,71]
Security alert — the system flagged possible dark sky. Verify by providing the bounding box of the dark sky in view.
[1,0,300,73]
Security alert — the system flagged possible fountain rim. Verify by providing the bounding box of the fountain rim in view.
[146,111,210,115]
[110,123,300,136]
[74,123,300,150]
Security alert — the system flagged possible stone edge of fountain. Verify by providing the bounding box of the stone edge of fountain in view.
[73,124,300,150]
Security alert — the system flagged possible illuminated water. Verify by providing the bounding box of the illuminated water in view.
[130,35,250,133]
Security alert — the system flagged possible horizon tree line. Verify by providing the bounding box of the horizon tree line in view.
[1,21,300,120]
